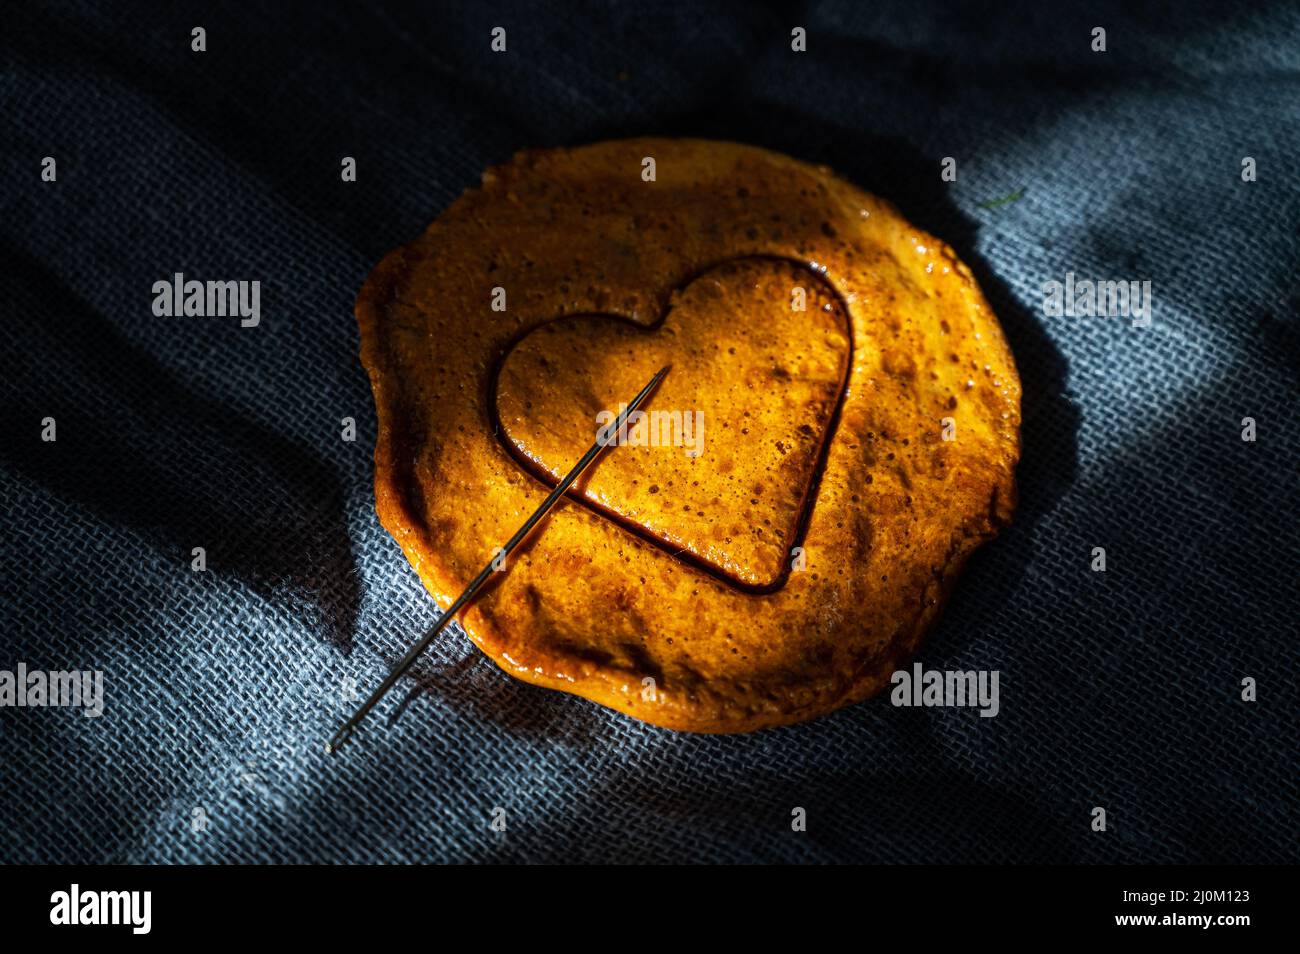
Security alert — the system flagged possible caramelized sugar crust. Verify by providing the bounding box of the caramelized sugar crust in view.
[495,256,850,591]
[356,139,1021,732]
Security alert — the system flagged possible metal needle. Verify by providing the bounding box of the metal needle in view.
[326,365,670,754]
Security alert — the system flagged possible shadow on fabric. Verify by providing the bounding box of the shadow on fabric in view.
[0,243,361,654]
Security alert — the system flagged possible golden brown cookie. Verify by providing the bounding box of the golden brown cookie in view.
[356,138,1020,733]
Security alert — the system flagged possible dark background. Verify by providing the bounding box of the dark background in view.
[1,1,1296,863]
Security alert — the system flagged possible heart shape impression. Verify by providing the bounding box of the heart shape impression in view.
[493,257,851,590]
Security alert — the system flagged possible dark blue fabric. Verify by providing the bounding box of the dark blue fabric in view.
[2,1,1296,863]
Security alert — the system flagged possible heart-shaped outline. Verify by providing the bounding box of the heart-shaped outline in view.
[487,254,855,595]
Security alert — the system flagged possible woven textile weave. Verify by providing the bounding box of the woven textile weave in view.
[1,1,1296,863]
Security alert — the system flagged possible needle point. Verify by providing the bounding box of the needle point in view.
[325,366,668,750]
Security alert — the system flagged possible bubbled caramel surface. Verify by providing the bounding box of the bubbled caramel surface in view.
[356,138,1021,732]
[495,257,849,590]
